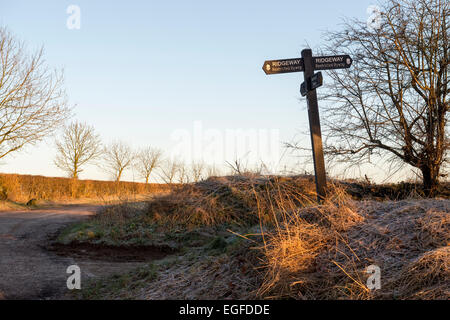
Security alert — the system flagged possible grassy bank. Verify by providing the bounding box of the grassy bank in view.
[59,175,449,300]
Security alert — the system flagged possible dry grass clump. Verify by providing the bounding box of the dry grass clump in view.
[144,175,318,228]
[257,184,450,300]
[393,247,449,299]
[0,173,168,203]
[257,184,369,299]
[319,186,364,231]
[417,210,450,248]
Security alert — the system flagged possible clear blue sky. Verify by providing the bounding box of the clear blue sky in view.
[1,0,392,182]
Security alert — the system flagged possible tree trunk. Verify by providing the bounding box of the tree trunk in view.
[70,178,78,198]
[421,165,439,196]
[73,161,79,179]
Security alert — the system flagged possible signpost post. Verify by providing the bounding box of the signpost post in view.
[263,49,352,202]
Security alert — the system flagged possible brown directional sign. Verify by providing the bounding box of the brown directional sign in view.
[262,58,304,75]
[313,55,352,70]
[264,55,352,74]
[262,50,353,203]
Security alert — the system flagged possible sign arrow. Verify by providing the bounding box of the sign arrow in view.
[262,58,304,75]
[313,55,353,70]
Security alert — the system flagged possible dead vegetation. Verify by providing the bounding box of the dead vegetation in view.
[257,188,449,300]
[392,247,449,299]
[66,174,449,300]
[144,175,317,228]
[140,174,448,227]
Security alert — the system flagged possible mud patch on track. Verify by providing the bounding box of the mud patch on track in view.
[47,242,176,262]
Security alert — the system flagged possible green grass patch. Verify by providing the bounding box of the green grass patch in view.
[76,263,159,300]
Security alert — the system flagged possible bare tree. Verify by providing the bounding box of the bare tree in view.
[103,141,134,182]
[54,121,102,178]
[177,161,191,184]
[206,164,222,178]
[318,0,448,194]
[158,159,180,185]
[190,161,206,182]
[135,147,163,184]
[226,156,251,176]
[0,27,71,160]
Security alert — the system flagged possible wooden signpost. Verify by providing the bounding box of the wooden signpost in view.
[263,49,352,202]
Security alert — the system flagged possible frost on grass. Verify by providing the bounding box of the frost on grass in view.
[74,176,449,300]
[259,197,449,300]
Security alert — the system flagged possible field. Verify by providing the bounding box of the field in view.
[56,175,450,300]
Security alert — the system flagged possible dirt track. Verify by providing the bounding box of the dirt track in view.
[0,205,153,300]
